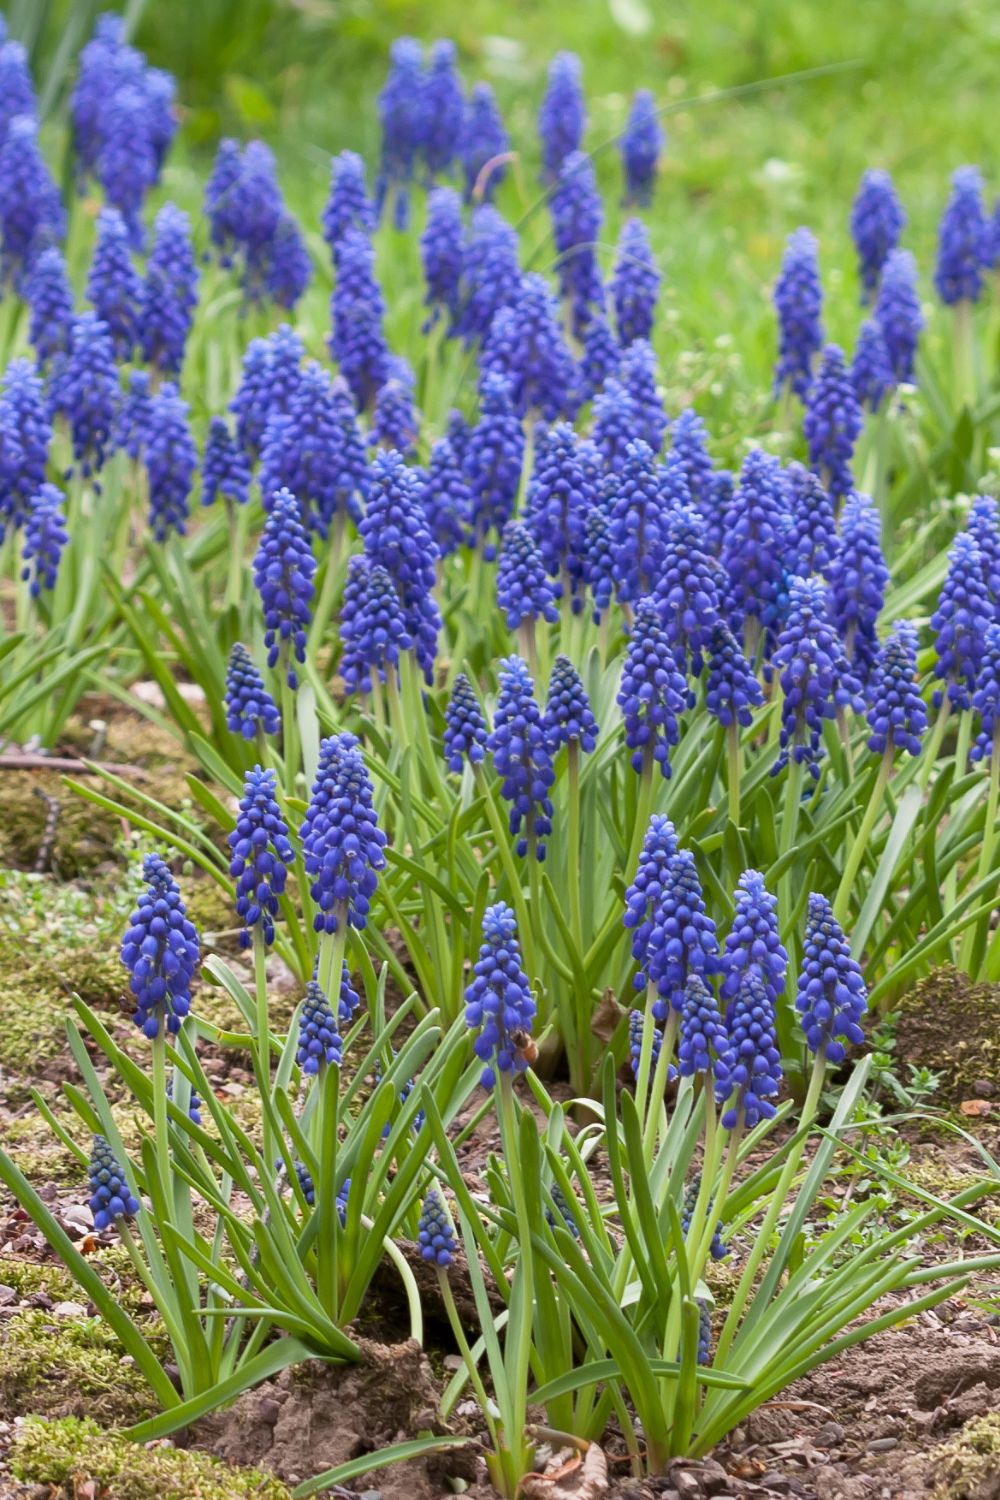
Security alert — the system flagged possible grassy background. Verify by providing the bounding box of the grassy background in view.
[8,0,1000,436]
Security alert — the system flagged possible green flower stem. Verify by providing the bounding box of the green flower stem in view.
[317,922,348,1012]
[474,764,540,990]
[437,1268,502,1455]
[833,751,893,927]
[919,697,951,793]
[567,740,584,954]
[713,1054,826,1368]
[777,752,806,1049]
[315,1058,341,1316]
[953,298,976,411]
[279,656,299,795]
[836,707,856,777]
[685,1091,720,1266]
[641,1009,679,1161]
[384,664,408,752]
[151,1031,172,1208]
[963,726,1000,975]
[944,710,972,926]
[369,674,386,739]
[307,511,348,653]
[496,1072,535,1486]
[224,499,249,609]
[518,619,539,680]
[726,722,742,826]
[631,981,659,1129]
[625,753,656,882]
[252,927,275,1170]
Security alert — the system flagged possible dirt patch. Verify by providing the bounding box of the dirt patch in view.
[896,968,1000,1106]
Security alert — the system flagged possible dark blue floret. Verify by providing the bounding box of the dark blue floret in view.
[418,1187,457,1267]
[850,170,905,302]
[972,624,1000,763]
[497,520,559,632]
[456,205,520,344]
[204,138,244,264]
[704,622,763,730]
[266,213,311,312]
[481,273,579,423]
[49,314,117,480]
[228,766,294,949]
[717,968,782,1130]
[932,531,991,712]
[145,384,197,542]
[611,217,660,346]
[619,339,666,453]
[592,378,638,471]
[0,359,50,540]
[329,227,390,411]
[465,372,524,556]
[617,597,689,779]
[795,894,868,1062]
[371,358,420,458]
[421,40,464,180]
[359,449,441,682]
[545,1178,580,1238]
[231,325,304,462]
[579,312,622,402]
[421,186,464,330]
[375,37,425,230]
[0,116,65,291]
[465,901,536,1088]
[252,487,316,688]
[584,500,615,624]
[628,1007,662,1080]
[654,502,723,678]
[875,249,923,384]
[88,1136,140,1231]
[296,980,343,1074]
[524,421,595,608]
[803,345,862,501]
[607,439,670,604]
[202,417,250,509]
[666,410,715,526]
[866,620,926,758]
[459,82,509,203]
[489,655,555,859]
[935,166,988,305]
[21,483,68,596]
[680,1175,727,1262]
[783,462,840,583]
[140,203,198,377]
[967,495,1000,615]
[773,227,823,401]
[829,492,890,684]
[851,319,893,410]
[551,149,605,337]
[421,436,471,558]
[623,815,678,969]
[323,150,375,261]
[621,89,663,208]
[300,734,386,933]
[720,448,790,655]
[0,41,37,145]
[225,643,281,741]
[26,247,74,367]
[339,556,413,694]
[771,575,863,779]
[543,655,599,753]
[538,51,585,182]
[115,370,154,462]
[120,853,200,1038]
[87,207,142,359]
[639,848,720,1019]
[444,673,488,774]
[720,870,787,1012]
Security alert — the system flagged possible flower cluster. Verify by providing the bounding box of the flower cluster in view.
[618,599,688,778]
[300,734,386,932]
[538,51,585,182]
[611,217,660,345]
[296,980,344,1074]
[418,1188,456,1267]
[459,83,508,202]
[803,345,862,500]
[252,487,316,688]
[140,203,198,377]
[202,418,251,510]
[488,656,556,859]
[542,655,599,753]
[225,643,281,741]
[88,1136,140,1231]
[795,895,868,1063]
[550,150,604,336]
[228,767,294,949]
[850,170,905,302]
[771,576,862,778]
[773,227,823,400]
[465,901,536,1088]
[21,483,67,596]
[145,384,197,541]
[935,166,988,305]
[339,556,413,693]
[931,531,990,711]
[120,854,200,1038]
[496,521,560,632]
[972,624,1000,762]
[620,89,663,207]
[444,674,489,773]
[866,621,926,758]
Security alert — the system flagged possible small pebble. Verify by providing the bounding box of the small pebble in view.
[867,1437,898,1454]
[0,1286,15,1306]
[816,1421,846,1447]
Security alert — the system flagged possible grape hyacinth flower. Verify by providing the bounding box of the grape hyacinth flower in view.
[617,597,689,778]
[21,483,68,596]
[87,207,142,359]
[145,384,197,542]
[621,88,663,208]
[339,556,413,694]
[931,531,990,711]
[465,372,525,555]
[201,417,251,509]
[232,324,304,461]
[773,227,823,402]
[972,624,1000,762]
[784,463,840,583]
[543,654,599,753]
[421,186,464,330]
[418,1187,456,1267]
[329,227,390,410]
[666,410,715,525]
[421,40,464,180]
[166,1078,202,1126]
[496,520,560,636]
[611,217,660,346]
[253,487,316,688]
[525,421,594,607]
[489,655,555,859]
[803,345,863,501]
[550,150,604,337]
[772,575,864,779]
[421,435,471,558]
[968,494,1000,613]
[642,848,720,1017]
[681,1176,727,1262]
[371,358,420,457]
[654,502,723,679]
[720,447,789,657]
[291,1160,315,1207]
[830,492,890,682]
[608,438,670,604]
[228,766,294,949]
[140,203,198,377]
[705,621,764,729]
[866,620,926,758]
[322,150,375,261]
[88,1137,140,1231]
[459,82,508,203]
[50,313,117,480]
[720,870,787,1011]
[628,1008,662,1080]
[592,378,638,470]
[579,311,621,401]
[851,319,894,410]
[456,205,520,345]
[265,212,311,312]
[204,138,244,263]
[0,115,66,290]
[623,814,678,969]
[300,733,386,933]
[359,449,441,681]
[481,274,579,423]
[25,247,74,367]
[620,338,667,453]
[795,894,868,1063]
[678,975,733,1086]
[375,37,424,230]
[850,170,905,302]
[120,853,200,1038]
[114,370,154,462]
[546,1179,579,1238]
[935,166,988,305]
[465,901,536,1088]
[875,249,923,384]
[225,643,281,741]
[0,40,37,145]
[444,673,488,774]
[718,968,782,1130]
[0,359,50,539]
[94,84,163,246]
[296,980,343,1074]
[585,503,615,624]
[538,52,585,182]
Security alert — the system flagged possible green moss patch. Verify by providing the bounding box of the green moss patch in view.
[9,1416,293,1499]
[932,1409,1000,1497]
[0,1307,159,1422]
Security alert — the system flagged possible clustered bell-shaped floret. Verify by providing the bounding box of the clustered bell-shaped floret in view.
[459,82,508,203]
[628,1007,662,1080]
[680,1173,727,1261]
[875,250,923,384]
[677,975,732,1086]
[971,624,1000,763]
[617,597,688,778]
[829,492,889,685]
[773,226,823,400]
[26,246,74,366]
[866,621,926,758]
[542,655,599,753]
[228,766,294,948]
[323,150,375,260]
[20,483,68,596]
[795,894,868,1062]
[120,853,200,1038]
[488,655,555,859]
[418,1187,457,1267]
[550,150,605,337]
[296,979,343,1074]
[623,815,678,972]
[88,1136,140,1231]
[704,622,763,730]
[444,673,489,774]
[496,520,560,632]
[803,344,862,501]
[642,849,720,1017]
[619,339,667,453]
[849,169,905,303]
[851,319,894,410]
[300,733,387,933]
[145,383,197,541]
[201,418,250,510]
[225,643,281,741]
[620,89,663,208]
[464,901,536,1088]
[720,870,787,1011]
[931,531,991,711]
[610,216,660,346]
[717,968,783,1129]
[339,556,413,693]
[934,166,988,305]
[252,487,316,688]
[771,575,863,779]
[538,51,585,182]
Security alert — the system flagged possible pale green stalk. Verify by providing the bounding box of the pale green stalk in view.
[833,751,893,926]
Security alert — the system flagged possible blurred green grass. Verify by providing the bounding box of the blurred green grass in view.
[10,0,1000,431]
